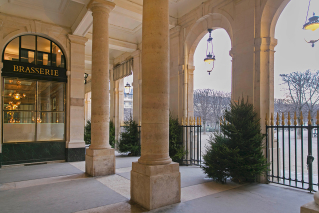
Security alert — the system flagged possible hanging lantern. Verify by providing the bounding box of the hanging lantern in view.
[124,82,131,95]
[303,1,319,47]
[304,13,319,32]
[204,29,215,75]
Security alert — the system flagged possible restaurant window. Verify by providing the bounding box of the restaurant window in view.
[2,35,66,69]
[3,78,65,143]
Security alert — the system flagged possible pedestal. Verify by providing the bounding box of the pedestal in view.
[131,162,181,210]
[85,148,115,176]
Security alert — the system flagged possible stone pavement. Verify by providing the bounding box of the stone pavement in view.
[0,156,314,213]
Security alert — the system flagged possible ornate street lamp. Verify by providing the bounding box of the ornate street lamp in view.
[303,0,319,47]
[204,29,215,75]
[124,82,131,95]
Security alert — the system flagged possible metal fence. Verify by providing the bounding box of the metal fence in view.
[266,112,318,192]
[181,117,202,166]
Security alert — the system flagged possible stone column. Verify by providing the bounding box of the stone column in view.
[0,62,2,168]
[114,78,124,143]
[132,50,141,124]
[66,35,88,162]
[254,37,277,183]
[131,0,181,210]
[85,0,115,176]
[187,66,195,118]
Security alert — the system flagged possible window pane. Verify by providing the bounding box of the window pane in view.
[37,52,51,66]
[4,37,19,61]
[21,35,35,50]
[21,49,35,64]
[37,37,51,53]
[3,111,36,143]
[52,42,64,68]
[38,81,65,111]
[3,78,36,111]
[36,112,65,141]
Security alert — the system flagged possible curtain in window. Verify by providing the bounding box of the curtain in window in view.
[113,58,133,81]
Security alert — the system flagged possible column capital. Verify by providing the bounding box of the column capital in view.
[254,37,278,52]
[87,0,115,14]
[68,34,88,45]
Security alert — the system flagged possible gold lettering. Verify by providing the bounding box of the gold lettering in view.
[51,70,54,76]
[13,65,19,72]
[40,68,44,74]
[35,68,39,73]
[45,69,50,75]
[31,67,36,73]
[25,67,30,73]
[19,66,24,72]
[54,70,59,76]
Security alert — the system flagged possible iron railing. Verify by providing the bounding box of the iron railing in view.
[181,117,202,166]
[266,112,318,192]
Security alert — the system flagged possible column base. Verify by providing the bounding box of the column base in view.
[85,148,115,176]
[301,201,319,213]
[130,162,181,210]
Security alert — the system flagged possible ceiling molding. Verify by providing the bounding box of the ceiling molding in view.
[86,34,137,52]
[72,9,92,36]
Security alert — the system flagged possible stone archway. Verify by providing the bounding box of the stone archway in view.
[182,12,234,119]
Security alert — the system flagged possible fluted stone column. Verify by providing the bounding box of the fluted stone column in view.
[85,0,115,176]
[131,0,181,210]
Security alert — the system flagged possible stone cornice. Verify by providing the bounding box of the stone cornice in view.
[68,34,89,45]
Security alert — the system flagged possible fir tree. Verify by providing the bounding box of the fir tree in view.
[118,117,140,156]
[169,114,185,163]
[84,120,91,145]
[202,97,268,183]
[109,120,116,148]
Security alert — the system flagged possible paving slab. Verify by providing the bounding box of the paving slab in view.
[0,178,127,213]
[115,156,139,168]
[148,183,314,213]
[0,163,83,184]
[117,165,213,188]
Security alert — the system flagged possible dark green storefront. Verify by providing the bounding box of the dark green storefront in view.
[0,35,82,167]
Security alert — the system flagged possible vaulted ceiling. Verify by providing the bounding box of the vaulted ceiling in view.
[0,0,204,74]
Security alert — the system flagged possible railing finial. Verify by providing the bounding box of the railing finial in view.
[300,111,304,125]
[282,112,285,126]
[182,117,184,126]
[294,112,297,126]
[265,113,269,126]
[271,113,274,126]
[317,111,319,125]
[288,112,291,126]
[276,112,280,126]
[308,111,312,126]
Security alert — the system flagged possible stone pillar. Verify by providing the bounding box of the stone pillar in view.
[66,35,88,162]
[114,78,124,143]
[131,0,181,210]
[187,66,195,118]
[169,26,181,119]
[0,62,2,168]
[132,50,141,124]
[254,37,277,183]
[85,0,115,176]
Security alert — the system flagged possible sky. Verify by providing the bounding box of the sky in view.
[193,0,319,99]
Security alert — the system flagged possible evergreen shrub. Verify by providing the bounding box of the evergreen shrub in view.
[84,120,116,148]
[169,114,185,163]
[202,97,268,183]
[84,120,91,145]
[118,117,140,156]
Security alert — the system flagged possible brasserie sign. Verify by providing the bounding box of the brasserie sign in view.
[2,61,67,82]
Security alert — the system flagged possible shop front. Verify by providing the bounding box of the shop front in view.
[1,35,68,166]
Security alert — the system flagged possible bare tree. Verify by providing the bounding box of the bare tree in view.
[194,89,230,134]
[280,70,319,120]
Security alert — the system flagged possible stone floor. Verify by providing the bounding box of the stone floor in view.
[0,156,314,213]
